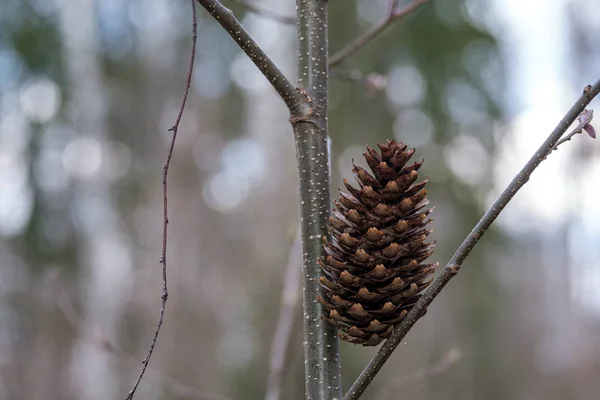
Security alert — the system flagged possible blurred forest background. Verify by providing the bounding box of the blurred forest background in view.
[1,0,600,399]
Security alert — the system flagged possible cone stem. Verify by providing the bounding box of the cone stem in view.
[344,80,600,400]
[294,1,342,399]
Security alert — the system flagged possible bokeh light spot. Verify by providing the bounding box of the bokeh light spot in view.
[444,134,489,185]
[394,108,434,147]
[19,77,61,123]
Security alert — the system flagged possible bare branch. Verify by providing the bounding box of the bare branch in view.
[125,2,197,399]
[229,0,295,25]
[329,0,429,67]
[196,0,310,118]
[294,0,342,399]
[344,80,600,400]
[265,228,302,400]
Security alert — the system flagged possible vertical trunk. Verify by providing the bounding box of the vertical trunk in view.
[294,1,342,399]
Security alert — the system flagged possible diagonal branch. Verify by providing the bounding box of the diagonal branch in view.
[329,0,429,67]
[344,80,600,400]
[196,0,310,118]
[125,2,197,399]
[229,0,296,25]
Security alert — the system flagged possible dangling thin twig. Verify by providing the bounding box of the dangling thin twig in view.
[124,1,197,398]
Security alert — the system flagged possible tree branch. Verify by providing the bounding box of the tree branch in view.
[196,0,310,118]
[125,2,197,399]
[329,0,429,67]
[265,228,302,400]
[343,80,600,400]
[229,0,296,25]
[294,0,342,399]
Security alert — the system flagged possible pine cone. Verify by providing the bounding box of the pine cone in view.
[318,140,437,346]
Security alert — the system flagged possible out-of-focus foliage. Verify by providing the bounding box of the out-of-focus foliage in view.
[1,1,599,400]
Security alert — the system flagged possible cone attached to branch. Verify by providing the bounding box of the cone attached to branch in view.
[318,140,437,346]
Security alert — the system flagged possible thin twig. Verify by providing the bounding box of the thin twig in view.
[330,68,388,97]
[378,348,461,400]
[329,0,429,67]
[330,68,369,82]
[294,0,342,399]
[344,80,600,400]
[229,0,295,25]
[125,2,197,399]
[548,108,594,155]
[196,0,310,118]
[47,270,233,400]
[265,228,302,400]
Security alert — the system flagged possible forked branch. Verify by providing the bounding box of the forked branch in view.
[196,0,310,119]
[344,80,600,400]
[197,1,340,398]
[329,0,429,67]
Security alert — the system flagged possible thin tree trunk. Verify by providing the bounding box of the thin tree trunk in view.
[294,1,342,399]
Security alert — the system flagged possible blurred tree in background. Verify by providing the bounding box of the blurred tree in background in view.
[1,1,599,400]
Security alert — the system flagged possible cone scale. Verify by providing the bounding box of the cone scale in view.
[318,140,438,346]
